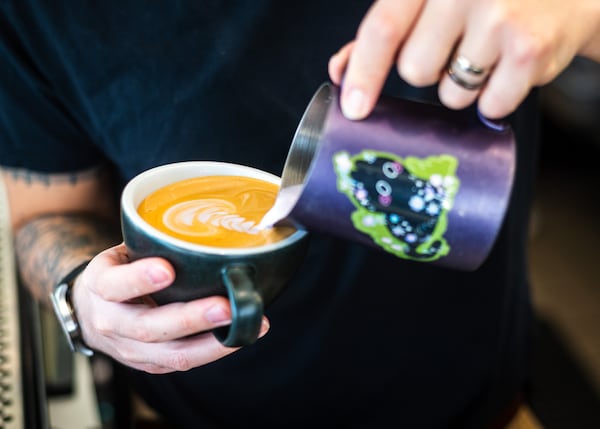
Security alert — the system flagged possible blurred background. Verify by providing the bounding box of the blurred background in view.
[526,56,600,428]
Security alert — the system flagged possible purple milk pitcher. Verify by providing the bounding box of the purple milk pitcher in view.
[261,82,515,271]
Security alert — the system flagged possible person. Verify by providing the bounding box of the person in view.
[0,0,598,427]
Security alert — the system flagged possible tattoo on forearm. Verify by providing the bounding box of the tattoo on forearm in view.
[4,165,109,186]
[15,214,121,304]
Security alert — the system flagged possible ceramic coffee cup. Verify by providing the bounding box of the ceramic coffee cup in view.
[121,161,309,347]
[261,82,515,271]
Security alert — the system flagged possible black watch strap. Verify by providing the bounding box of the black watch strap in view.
[49,260,94,356]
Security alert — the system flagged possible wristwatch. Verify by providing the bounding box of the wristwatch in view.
[49,260,94,356]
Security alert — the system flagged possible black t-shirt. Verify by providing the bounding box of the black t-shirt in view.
[0,2,537,428]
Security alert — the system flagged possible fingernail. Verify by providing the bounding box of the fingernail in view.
[147,266,171,287]
[258,317,270,337]
[342,87,368,120]
[205,305,231,326]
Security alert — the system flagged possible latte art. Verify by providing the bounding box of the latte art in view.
[163,198,261,237]
[137,175,295,248]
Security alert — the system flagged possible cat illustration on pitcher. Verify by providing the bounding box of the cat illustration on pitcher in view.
[333,150,461,262]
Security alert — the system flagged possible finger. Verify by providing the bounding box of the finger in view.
[113,330,240,373]
[89,245,175,302]
[328,40,355,85]
[114,296,234,342]
[113,317,270,373]
[341,0,426,120]
[398,0,466,87]
[476,54,534,119]
[438,11,500,110]
[477,24,550,118]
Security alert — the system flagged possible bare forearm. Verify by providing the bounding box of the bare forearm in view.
[15,214,121,305]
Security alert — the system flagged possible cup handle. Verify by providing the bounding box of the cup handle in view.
[213,264,264,347]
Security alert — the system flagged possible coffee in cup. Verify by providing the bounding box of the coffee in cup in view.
[137,175,295,248]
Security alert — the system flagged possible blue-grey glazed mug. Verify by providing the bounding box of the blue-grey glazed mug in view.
[261,82,515,271]
[121,161,309,347]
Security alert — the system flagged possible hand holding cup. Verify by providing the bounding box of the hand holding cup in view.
[120,161,309,348]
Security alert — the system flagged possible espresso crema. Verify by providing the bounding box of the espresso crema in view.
[137,175,295,248]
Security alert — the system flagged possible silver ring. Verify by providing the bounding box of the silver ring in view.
[448,55,490,90]
[454,55,487,76]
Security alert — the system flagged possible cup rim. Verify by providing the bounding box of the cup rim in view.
[121,161,308,256]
